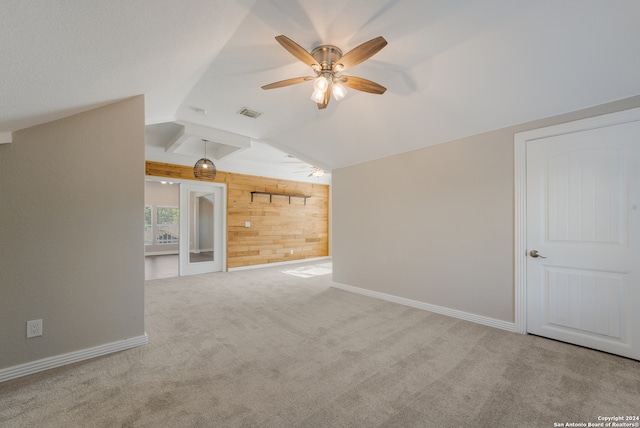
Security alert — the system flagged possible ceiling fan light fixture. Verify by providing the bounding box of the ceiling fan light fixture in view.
[262,35,387,109]
[310,167,325,177]
[331,82,347,100]
[313,76,329,91]
[310,88,326,103]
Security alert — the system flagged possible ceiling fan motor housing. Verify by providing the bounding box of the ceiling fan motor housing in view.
[311,45,343,73]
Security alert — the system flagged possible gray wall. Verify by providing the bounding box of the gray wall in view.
[332,95,640,323]
[0,96,146,369]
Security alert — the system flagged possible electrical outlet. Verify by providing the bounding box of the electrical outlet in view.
[27,319,42,338]
[290,249,294,254]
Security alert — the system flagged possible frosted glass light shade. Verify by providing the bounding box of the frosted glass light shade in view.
[332,82,347,100]
[313,76,329,91]
[311,89,325,103]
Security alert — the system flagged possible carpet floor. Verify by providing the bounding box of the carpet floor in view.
[1,261,639,427]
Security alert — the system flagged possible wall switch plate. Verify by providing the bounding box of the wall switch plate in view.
[245,221,250,228]
[27,319,43,338]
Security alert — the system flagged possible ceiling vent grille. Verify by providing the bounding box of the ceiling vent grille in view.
[238,107,262,119]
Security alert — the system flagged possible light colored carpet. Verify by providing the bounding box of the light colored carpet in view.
[1,261,639,427]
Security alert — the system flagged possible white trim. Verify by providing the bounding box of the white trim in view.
[331,281,516,333]
[178,181,227,275]
[145,250,179,256]
[0,334,148,383]
[229,256,331,272]
[513,106,640,335]
[145,176,227,274]
[514,126,528,334]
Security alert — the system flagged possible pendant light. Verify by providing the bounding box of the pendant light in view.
[193,139,217,180]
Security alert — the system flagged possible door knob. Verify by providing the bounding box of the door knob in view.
[529,250,547,259]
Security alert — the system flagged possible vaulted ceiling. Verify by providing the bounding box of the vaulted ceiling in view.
[2,1,639,183]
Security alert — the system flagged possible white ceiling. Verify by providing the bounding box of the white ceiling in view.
[2,1,640,184]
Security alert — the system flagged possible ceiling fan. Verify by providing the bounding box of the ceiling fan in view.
[285,155,326,177]
[262,35,387,109]
[294,166,325,177]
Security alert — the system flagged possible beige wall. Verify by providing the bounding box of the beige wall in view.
[0,96,146,370]
[332,95,640,323]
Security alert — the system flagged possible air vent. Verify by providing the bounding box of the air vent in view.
[238,107,262,119]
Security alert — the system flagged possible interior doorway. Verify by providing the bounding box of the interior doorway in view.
[144,177,227,279]
[144,178,180,280]
[179,181,225,275]
[515,107,640,360]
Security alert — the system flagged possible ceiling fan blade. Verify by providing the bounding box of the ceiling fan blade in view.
[338,36,387,70]
[317,87,330,109]
[275,35,320,68]
[339,75,387,94]
[261,76,312,90]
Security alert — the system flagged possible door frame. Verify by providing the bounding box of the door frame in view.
[514,107,640,334]
[145,176,227,274]
[179,180,226,275]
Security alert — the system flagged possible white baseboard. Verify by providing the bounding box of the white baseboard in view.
[0,334,148,383]
[229,256,331,272]
[145,251,178,256]
[331,282,516,333]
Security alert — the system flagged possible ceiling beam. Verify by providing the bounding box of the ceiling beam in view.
[164,121,252,157]
[164,124,188,153]
[263,139,332,173]
[177,121,252,149]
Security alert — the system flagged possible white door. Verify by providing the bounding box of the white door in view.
[179,182,226,276]
[526,119,640,360]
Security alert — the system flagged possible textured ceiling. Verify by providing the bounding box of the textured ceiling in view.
[2,0,639,182]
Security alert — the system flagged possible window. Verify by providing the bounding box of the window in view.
[156,206,180,244]
[144,205,152,245]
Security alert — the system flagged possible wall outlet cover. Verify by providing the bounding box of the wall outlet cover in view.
[27,319,43,338]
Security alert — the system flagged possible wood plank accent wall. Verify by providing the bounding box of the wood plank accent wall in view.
[146,161,329,269]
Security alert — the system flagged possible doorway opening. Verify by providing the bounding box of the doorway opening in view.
[144,177,226,279]
[514,107,640,360]
[145,179,179,280]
